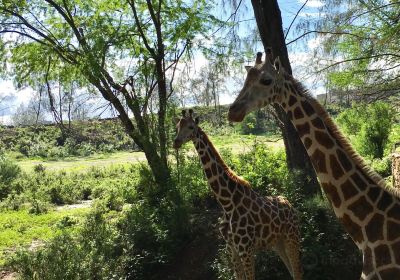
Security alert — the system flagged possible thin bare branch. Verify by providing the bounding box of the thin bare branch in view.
[317,53,400,72]
[287,30,367,45]
[285,0,308,40]
[127,0,156,57]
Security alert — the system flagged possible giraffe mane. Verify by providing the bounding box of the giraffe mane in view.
[198,128,251,188]
[286,75,400,198]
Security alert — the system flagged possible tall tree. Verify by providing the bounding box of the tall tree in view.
[302,0,400,103]
[0,0,219,188]
[250,0,321,196]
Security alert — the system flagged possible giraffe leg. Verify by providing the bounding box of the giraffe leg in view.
[227,244,246,280]
[239,248,255,280]
[274,239,293,277]
[283,239,303,280]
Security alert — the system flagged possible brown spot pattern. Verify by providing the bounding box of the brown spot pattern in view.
[304,137,312,149]
[315,131,335,149]
[201,153,210,164]
[293,107,304,119]
[363,247,374,275]
[340,213,364,243]
[387,220,400,241]
[374,244,391,267]
[296,122,310,138]
[393,241,400,264]
[365,213,384,242]
[377,191,393,212]
[322,182,341,208]
[336,149,353,172]
[301,101,315,116]
[311,117,325,129]
[379,268,400,280]
[211,163,218,176]
[311,149,327,173]
[288,95,297,107]
[367,187,381,203]
[388,203,400,220]
[348,196,373,221]
[340,179,359,200]
[330,154,344,180]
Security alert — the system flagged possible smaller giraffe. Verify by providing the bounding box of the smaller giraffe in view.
[173,109,303,280]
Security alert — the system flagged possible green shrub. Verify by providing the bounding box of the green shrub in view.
[337,102,396,159]
[8,206,123,280]
[0,155,21,199]
[370,157,392,178]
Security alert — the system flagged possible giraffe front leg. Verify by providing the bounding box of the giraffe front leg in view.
[239,247,255,280]
[226,244,246,280]
[284,239,303,280]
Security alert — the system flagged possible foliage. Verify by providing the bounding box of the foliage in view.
[336,102,396,158]
[314,0,400,102]
[0,0,230,188]
[2,142,367,279]
[0,154,21,200]
[8,206,122,279]
[0,208,89,266]
[0,119,135,158]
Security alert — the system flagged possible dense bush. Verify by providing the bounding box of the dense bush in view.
[5,144,362,280]
[240,110,278,135]
[0,155,21,199]
[0,119,135,158]
[336,102,396,159]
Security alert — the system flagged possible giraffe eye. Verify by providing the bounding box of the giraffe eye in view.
[260,78,273,86]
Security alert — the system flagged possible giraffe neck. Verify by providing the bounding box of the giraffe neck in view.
[275,78,400,250]
[192,128,251,211]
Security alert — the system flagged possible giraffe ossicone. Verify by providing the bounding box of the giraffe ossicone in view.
[228,51,400,280]
[174,110,303,280]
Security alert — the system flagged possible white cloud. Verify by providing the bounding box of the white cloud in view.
[302,0,325,8]
[307,36,323,50]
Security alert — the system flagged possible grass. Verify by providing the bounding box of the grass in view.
[0,207,90,267]
[14,151,146,173]
[13,135,283,173]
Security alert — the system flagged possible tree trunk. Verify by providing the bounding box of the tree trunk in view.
[251,0,320,197]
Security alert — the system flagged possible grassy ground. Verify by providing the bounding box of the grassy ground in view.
[15,151,147,173]
[0,207,90,267]
[13,135,283,173]
[0,134,283,268]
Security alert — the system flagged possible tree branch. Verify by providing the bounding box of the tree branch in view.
[286,30,367,45]
[127,0,156,57]
[285,0,308,40]
[317,53,400,72]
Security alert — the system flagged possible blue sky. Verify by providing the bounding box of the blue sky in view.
[0,0,325,124]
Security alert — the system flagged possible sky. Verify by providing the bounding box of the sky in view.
[0,0,325,125]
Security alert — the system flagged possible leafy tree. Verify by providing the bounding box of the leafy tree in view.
[337,102,395,158]
[0,0,220,188]
[305,0,400,103]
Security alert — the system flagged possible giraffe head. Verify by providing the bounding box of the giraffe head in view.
[228,49,284,122]
[173,109,199,149]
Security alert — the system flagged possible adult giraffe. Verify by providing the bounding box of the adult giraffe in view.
[228,50,400,280]
[173,109,302,280]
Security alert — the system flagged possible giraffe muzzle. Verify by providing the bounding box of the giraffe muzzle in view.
[228,103,246,122]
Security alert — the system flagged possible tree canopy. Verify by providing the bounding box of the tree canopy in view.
[305,0,400,103]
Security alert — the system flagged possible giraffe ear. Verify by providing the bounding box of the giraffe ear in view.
[265,47,274,64]
[255,52,263,64]
[245,66,252,72]
[194,117,200,124]
[274,57,282,72]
